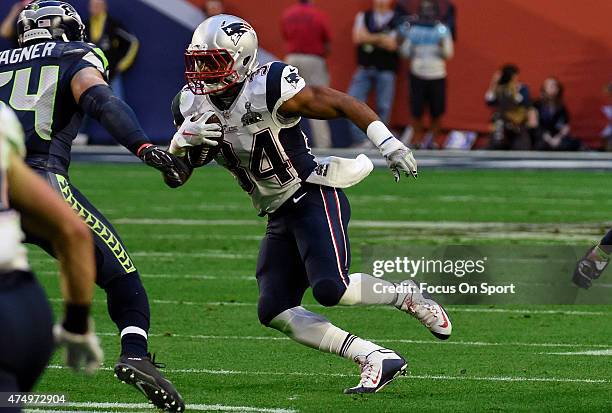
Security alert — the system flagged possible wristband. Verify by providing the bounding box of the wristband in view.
[366,120,394,147]
[63,303,91,335]
[366,121,405,156]
[136,143,154,157]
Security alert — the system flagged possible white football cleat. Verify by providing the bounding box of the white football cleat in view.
[344,349,407,394]
[396,279,452,340]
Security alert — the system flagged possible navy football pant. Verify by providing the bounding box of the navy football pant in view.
[24,170,150,356]
[0,271,54,395]
[25,171,139,286]
[257,184,351,326]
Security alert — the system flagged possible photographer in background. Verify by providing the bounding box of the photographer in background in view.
[0,0,33,49]
[485,64,537,150]
[86,0,139,99]
[347,0,404,147]
[399,0,456,39]
[533,78,582,151]
[400,0,454,149]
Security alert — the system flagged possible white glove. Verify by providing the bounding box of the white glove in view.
[169,112,222,157]
[378,136,418,182]
[53,322,104,375]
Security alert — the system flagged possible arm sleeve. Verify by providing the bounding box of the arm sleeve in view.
[78,85,149,155]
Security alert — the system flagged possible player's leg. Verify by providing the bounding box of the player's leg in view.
[45,173,150,356]
[44,173,184,412]
[257,212,406,393]
[0,271,54,396]
[573,228,611,288]
[293,185,452,339]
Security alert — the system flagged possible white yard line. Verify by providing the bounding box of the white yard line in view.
[91,332,610,349]
[543,349,612,356]
[26,401,296,413]
[113,218,262,226]
[130,251,256,259]
[46,297,609,316]
[446,308,608,316]
[38,271,254,281]
[45,366,608,384]
[112,218,612,232]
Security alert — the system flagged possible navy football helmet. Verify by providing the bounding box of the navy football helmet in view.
[17,1,85,47]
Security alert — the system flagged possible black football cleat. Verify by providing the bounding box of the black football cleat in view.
[344,349,408,394]
[114,354,185,412]
[573,246,610,289]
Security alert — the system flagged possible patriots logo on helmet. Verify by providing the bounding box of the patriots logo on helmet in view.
[221,22,252,46]
[284,71,301,89]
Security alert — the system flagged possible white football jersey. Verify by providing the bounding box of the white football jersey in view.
[0,105,29,272]
[173,62,317,214]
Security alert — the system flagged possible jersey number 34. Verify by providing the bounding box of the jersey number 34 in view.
[222,128,295,193]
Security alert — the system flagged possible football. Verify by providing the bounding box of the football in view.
[186,113,224,168]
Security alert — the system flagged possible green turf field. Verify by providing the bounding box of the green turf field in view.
[30,164,611,413]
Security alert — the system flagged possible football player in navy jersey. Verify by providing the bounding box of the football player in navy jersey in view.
[0,2,186,410]
[0,105,102,401]
[170,14,452,394]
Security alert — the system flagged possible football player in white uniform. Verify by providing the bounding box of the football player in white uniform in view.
[170,15,452,394]
[0,105,102,395]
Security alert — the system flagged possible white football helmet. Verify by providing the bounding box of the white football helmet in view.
[185,14,259,95]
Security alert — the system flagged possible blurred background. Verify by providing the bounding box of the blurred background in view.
[2,0,612,151]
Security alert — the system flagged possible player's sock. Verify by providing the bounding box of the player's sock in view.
[339,273,402,306]
[104,273,151,357]
[269,306,382,360]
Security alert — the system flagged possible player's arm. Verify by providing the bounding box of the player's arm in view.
[7,153,103,373]
[279,86,417,181]
[167,90,223,161]
[70,67,190,188]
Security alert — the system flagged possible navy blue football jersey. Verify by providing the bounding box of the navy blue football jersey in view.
[0,41,109,174]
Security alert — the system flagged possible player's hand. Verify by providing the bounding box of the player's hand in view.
[138,145,191,188]
[53,322,104,375]
[171,113,222,154]
[385,147,418,182]
[377,136,418,182]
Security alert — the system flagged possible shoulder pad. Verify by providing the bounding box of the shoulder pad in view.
[63,42,109,76]
[267,62,305,114]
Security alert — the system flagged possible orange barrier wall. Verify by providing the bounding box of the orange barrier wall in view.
[194,0,612,146]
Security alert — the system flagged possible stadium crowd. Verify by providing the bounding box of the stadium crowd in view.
[1,0,610,151]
